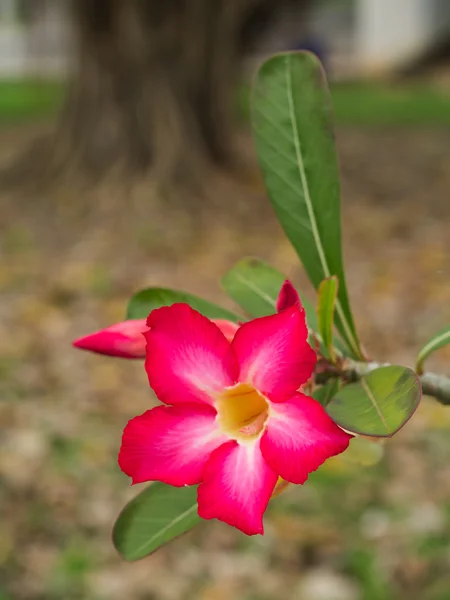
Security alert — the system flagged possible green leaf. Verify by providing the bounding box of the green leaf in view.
[221,257,317,327]
[416,325,450,374]
[326,366,421,437]
[252,51,363,359]
[317,276,338,361]
[127,287,241,322]
[312,380,339,407]
[113,483,200,561]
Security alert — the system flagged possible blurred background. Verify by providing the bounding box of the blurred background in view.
[1,1,450,599]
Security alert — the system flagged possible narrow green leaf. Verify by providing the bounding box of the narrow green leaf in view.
[221,257,317,327]
[126,287,241,322]
[416,325,450,374]
[317,276,338,361]
[312,379,339,407]
[252,51,363,359]
[113,483,200,561]
[326,366,421,437]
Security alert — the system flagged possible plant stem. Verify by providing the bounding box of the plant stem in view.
[316,360,450,406]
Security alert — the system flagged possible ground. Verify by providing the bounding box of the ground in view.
[1,85,450,600]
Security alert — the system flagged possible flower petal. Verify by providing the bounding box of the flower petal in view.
[197,439,278,535]
[261,393,352,484]
[232,305,316,402]
[145,304,238,405]
[118,403,227,486]
[73,319,148,358]
[276,280,300,313]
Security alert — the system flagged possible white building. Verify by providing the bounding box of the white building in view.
[0,0,449,79]
[0,0,70,78]
[310,0,450,77]
[354,0,450,73]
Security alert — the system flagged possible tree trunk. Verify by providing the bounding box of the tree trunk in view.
[4,0,311,189]
[55,0,258,184]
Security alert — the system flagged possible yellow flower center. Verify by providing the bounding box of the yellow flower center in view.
[216,382,269,442]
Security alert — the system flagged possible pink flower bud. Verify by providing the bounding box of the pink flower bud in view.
[73,319,148,358]
[212,319,239,342]
[276,280,300,313]
[73,317,240,358]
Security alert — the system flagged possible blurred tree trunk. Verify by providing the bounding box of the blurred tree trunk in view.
[58,0,246,182]
[6,0,311,187]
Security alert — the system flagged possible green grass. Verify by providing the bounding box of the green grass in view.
[332,82,450,126]
[239,80,450,127]
[1,78,449,126]
[0,79,63,122]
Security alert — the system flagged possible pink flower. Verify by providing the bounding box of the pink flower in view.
[73,317,239,358]
[118,302,351,535]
